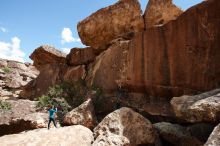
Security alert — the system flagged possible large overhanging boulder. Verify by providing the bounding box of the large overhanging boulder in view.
[77,0,144,50]
[144,0,183,28]
[30,45,66,70]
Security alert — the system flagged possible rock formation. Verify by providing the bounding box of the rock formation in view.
[0,125,94,146]
[30,45,66,70]
[63,98,97,129]
[0,99,48,136]
[0,59,39,100]
[77,0,144,49]
[144,0,183,28]
[20,45,86,99]
[66,47,96,66]
[205,123,220,146]
[171,88,220,123]
[93,107,157,146]
[154,122,204,146]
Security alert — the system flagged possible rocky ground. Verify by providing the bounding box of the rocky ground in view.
[0,0,220,146]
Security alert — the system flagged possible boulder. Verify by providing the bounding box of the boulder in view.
[205,123,220,146]
[93,133,130,146]
[171,89,220,123]
[144,0,183,28]
[154,122,203,146]
[77,0,144,49]
[66,47,96,66]
[0,125,94,146]
[63,98,97,129]
[30,45,66,70]
[0,99,48,136]
[93,107,157,146]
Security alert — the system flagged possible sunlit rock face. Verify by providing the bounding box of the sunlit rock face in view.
[77,0,144,50]
[144,0,183,28]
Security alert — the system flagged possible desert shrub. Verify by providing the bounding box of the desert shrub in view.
[1,67,12,74]
[0,100,12,110]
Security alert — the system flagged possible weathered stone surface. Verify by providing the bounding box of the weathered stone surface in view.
[0,59,39,99]
[171,89,220,123]
[0,125,94,146]
[144,0,183,28]
[0,99,48,136]
[86,40,130,93]
[77,0,144,49]
[205,123,220,146]
[30,45,66,70]
[154,122,203,146]
[119,0,220,98]
[93,133,130,146]
[63,98,97,129]
[94,107,157,146]
[21,64,86,99]
[66,47,96,66]
[63,65,86,83]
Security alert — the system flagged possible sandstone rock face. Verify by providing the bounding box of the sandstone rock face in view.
[77,0,144,49]
[171,89,220,123]
[20,64,85,99]
[86,40,130,93]
[30,45,66,70]
[66,47,96,66]
[93,133,130,146]
[205,123,220,146]
[0,125,94,146]
[93,107,157,146]
[144,0,183,28]
[119,0,220,98]
[0,99,48,136]
[154,122,203,146]
[0,59,39,99]
[63,99,97,129]
[63,65,86,83]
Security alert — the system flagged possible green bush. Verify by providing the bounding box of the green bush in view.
[37,80,104,113]
[1,67,12,74]
[0,100,12,110]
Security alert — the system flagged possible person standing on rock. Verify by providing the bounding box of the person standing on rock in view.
[48,105,57,129]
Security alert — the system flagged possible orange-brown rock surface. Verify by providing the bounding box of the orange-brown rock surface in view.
[77,0,144,50]
[120,0,220,98]
[30,45,66,70]
[144,0,183,28]
[66,47,96,66]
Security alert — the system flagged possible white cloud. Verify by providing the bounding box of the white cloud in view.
[0,27,7,33]
[61,28,81,44]
[0,37,25,62]
[62,48,71,54]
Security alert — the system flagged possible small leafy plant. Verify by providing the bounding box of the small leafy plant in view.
[1,67,12,74]
[0,100,12,110]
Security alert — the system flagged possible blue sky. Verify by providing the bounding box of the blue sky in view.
[0,0,203,62]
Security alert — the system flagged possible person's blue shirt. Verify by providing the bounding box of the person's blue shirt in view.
[48,108,57,119]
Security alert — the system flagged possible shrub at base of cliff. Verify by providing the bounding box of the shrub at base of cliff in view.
[1,66,12,74]
[36,80,104,124]
[0,100,12,110]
